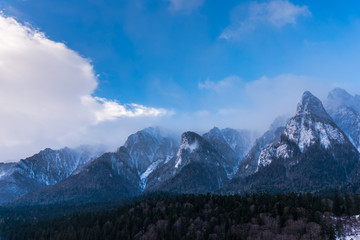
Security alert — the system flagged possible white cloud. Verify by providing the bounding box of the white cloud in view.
[220,0,311,40]
[167,0,205,13]
[0,14,170,161]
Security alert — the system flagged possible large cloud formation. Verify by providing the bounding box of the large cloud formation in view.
[0,14,168,161]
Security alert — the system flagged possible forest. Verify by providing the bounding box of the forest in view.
[1,192,359,240]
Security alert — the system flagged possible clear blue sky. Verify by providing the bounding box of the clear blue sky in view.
[1,0,360,160]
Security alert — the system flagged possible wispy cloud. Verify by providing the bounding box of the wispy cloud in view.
[220,0,311,40]
[173,74,337,134]
[166,0,205,13]
[88,97,169,123]
[198,76,242,92]
[245,74,328,117]
[0,14,170,160]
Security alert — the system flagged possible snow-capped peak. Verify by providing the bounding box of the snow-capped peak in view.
[284,91,346,151]
[256,91,348,171]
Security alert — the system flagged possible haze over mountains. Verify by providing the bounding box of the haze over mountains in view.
[2,88,360,205]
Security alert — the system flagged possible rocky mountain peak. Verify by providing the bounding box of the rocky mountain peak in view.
[180,131,202,146]
[175,131,216,169]
[296,91,329,120]
[142,126,162,137]
[326,88,360,112]
[325,88,360,150]
[328,88,352,100]
[208,127,222,136]
[285,91,345,152]
[124,127,161,149]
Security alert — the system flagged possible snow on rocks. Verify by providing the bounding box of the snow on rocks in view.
[175,140,198,168]
[256,91,349,171]
[335,215,360,240]
[257,146,276,170]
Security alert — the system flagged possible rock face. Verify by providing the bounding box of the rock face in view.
[146,131,229,194]
[202,127,253,178]
[325,88,360,151]
[123,127,179,190]
[0,146,104,204]
[124,127,178,174]
[225,91,359,194]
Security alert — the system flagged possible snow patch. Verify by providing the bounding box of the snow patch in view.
[276,144,291,159]
[334,215,360,240]
[140,159,162,191]
[256,146,276,171]
[141,160,161,181]
[315,122,331,148]
[175,157,182,169]
[298,116,315,151]
[164,155,172,164]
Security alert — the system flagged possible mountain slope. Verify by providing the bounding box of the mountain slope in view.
[0,146,104,204]
[16,147,141,205]
[124,127,178,173]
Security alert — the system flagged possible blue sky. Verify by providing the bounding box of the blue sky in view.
[1,0,360,160]
[3,0,360,107]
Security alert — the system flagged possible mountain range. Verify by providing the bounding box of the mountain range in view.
[2,88,360,205]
